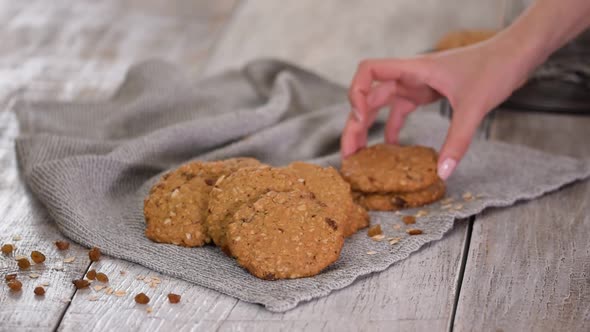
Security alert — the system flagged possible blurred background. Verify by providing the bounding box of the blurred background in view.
[0,0,587,112]
[0,0,529,102]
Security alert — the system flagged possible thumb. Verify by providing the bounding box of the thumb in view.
[437,106,483,180]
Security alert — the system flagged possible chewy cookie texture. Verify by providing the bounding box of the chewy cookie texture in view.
[227,190,344,280]
[144,158,367,280]
[354,179,446,211]
[144,158,261,247]
[343,144,446,211]
[341,144,439,193]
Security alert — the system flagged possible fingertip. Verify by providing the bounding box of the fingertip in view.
[437,157,457,180]
[340,115,366,159]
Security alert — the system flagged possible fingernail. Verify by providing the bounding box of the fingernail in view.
[438,158,457,180]
[351,107,362,123]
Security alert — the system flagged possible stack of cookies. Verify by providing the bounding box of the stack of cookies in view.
[341,144,446,211]
[144,158,369,280]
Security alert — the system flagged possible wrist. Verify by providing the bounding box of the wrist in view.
[498,25,551,73]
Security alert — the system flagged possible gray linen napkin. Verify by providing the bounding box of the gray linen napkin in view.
[14,59,590,312]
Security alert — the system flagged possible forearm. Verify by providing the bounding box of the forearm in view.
[497,0,590,74]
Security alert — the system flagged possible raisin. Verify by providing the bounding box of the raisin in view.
[5,273,17,281]
[367,224,382,237]
[86,269,97,280]
[1,244,14,255]
[262,273,276,280]
[407,229,423,236]
[31,251,46,264]
[96,273,109,283]
[17,258,31,270]
[220,245,232,257]
[134,292,150,304]
[88,247,101,262]
[324,218,338,231]
[72,279,90,289]
[167,293,181,304]
[391,197,408,208]
[180,172,195,180]
[205,178,215,186]
[7,279,22,292]
[55,241,70,250]
[402,216,416,225]
[34,286,45,296]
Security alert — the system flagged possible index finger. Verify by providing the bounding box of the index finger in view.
[348,59,405,123]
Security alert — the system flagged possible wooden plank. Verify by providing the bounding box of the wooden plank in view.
[56,259,238,332]
[0,111,91,331]
[219,222,470,332]
[453,111,590,331]
[0,0,238,102]
[0,0,239,330]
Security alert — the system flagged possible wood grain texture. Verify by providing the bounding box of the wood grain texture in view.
[0,0,237,102]
[0,111,92,331]
[219,222,470,332]
[0,0,238,330]
[453,111,590,331]
[57,259,238,332]
[57,221,468,331]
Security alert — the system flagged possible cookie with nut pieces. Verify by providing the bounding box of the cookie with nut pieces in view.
[144,157,260,247]
[353,179,446,211]
[206,166,306,251]
[341,143,439,193]
[287,162,368,237]
[227,190,344,280]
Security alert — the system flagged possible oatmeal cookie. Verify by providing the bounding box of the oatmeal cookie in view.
[227,190,344,280]
[144,158,260,246]
[287,162,365,237]
[341,144,439,193]
[206,166,305,251]
[435,30,497,51]
[353,179,446,211]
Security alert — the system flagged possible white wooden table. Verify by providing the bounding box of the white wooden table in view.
[0,1,588,331]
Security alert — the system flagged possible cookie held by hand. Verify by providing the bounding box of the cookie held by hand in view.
[341,144,439,193]
[353,179,446,211]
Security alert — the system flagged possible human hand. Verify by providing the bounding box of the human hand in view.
[341,37,534,180]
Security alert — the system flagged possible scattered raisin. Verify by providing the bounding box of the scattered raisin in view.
[7,279,22,292]
[167,293,181,304]
[17,258,31,270]
[407,229,423,235]
[96,273,109,283]
[367,224,382,237]
[34,286,45,296]
[5,273,17,281]
[86,269,97,280]
[88,247,101,262]
[402,216,416,225]
[72,279,90,289]
[1,244,14,255]
[55,241,70,250]
[205,178,215,186]
[31,251,46,264]
[134,292,150,304]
